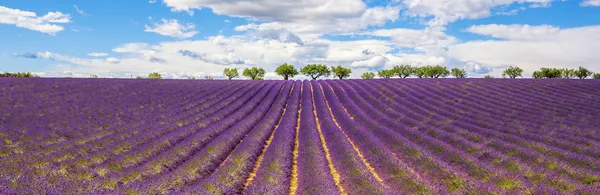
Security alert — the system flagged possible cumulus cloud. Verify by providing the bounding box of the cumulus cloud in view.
[162,0,366,21]
[145,19,198,38]
[0,6,71,34]
[161,0,399,39]
[350,55,388,69]
[463,61,493,74]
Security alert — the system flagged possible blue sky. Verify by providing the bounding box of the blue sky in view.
[1,0,599,79]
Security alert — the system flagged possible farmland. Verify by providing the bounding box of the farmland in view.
[1,78,599,194]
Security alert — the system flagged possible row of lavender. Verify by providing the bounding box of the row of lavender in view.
[1,78,599,194]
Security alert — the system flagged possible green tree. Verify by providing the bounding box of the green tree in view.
[451,68,467,78]
[561,68,575,79]
[594,73,600,79]
[204,75,214,80]
[532,71,543,79]
[392,65,415,78]
[243,67,266,80]
[574,66,593,79]
[361,72,375,79]
[484,75,494,79]
[502,66,523,79]
[378,69,395,79]
[539,68,562,78]
[223,68,239,80]
[275,63,299,80]
[414,65,450,78]
[300,64,331,80]
[331,65,352,80]
[136,76,144,79]
[91,74,99,78]
[148,72,162,79]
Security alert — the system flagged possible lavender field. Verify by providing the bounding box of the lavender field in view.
[1,78,599,194]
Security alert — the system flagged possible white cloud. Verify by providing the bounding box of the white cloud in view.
[162,0,399,39]
[466,24,560,40]
[0,6,71,34]
[581,0,600,6]
[449,25,600,77]
[398,0,553,26]
[106,57,120,64]
[179,50,250,65]
[88,52,108,57]
[235,23,304,45]
[350,55,388,69]
[463,61,494,74]
[162,0,367,21]
[144,18,198,38]
[363,27,456,48]
[232,5,400,40]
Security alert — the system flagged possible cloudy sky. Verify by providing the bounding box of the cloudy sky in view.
[1,0,599,79]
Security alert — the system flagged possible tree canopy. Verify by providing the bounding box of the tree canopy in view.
[148,72,163,79]
[223,68,239,80]
[331,65,352,80]
[594,73,600,79]
[574,66,593,79]
[392,65,415,78]
[502,66,523,79]
[378,69,395,79]
[414,65,450,78]
[561,68,575,79]
[451,68,467,78]
[300,64,331,80]
[534,68,562,78]
[361,72,375,79]
[275,63,299,80]
[243,67,266,80]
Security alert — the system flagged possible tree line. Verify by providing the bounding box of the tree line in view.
[154,65,600,80]
[4,65,599,80]
[222,64,353,80]
[0,72,39,78]
[362,65,600,79]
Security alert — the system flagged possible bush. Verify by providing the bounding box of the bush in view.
[148,72,163,79]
